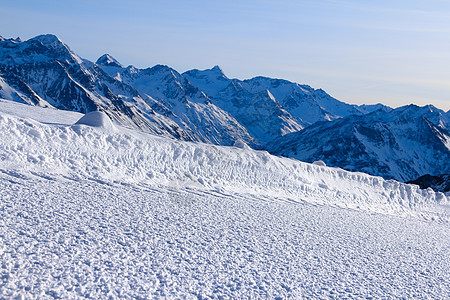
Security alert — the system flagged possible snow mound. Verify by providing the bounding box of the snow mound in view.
[73,111,115,131]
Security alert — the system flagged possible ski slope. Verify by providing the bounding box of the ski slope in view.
[0,99,449,298]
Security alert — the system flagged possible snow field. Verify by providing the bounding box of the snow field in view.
[1,175,449,298]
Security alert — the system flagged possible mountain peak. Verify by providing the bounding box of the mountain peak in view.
[210,65,225,75]
[424,104,439,112]
[400,104,440,115]
[27,34,78,62]
[183,65,227,80]
[376,104,448,126]
[30,34,63,46]
[0,36,22,43]
[96,54,123,68]
[0,33,83,65]
[358,103,392,114]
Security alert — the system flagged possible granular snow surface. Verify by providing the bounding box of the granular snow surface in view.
[0,99,449,298]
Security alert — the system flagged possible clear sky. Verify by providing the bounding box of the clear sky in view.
[1,0,450,111]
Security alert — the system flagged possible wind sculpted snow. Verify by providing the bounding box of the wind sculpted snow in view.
[0,100,446,217]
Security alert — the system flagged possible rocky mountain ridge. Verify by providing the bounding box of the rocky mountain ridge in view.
[266,104,450,181]
[407,174,450,193]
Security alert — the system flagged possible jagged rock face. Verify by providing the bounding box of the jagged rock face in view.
[104,64,255,146]
[1,60,98,112]
[213,80,303,144]
[266,105,450,181]
[407,174,450,193]
[184,69,307,144]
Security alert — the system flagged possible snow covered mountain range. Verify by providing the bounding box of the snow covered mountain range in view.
[0,34,449,184]
[0,34,382,145]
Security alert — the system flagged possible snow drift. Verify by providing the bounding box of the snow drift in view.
[0,100,446,217]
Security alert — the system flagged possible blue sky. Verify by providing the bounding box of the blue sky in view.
[1,0,450,110]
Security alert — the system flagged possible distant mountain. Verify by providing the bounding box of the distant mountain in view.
[407,174,450,193]
[97,62,254,145]
[183,67,389,143]
[96,54,123,68]
[266,104,450,181]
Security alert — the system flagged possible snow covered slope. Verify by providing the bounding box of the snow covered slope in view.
[0,100,448,298]
[267,104,450,182]
[2,174,449,299]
